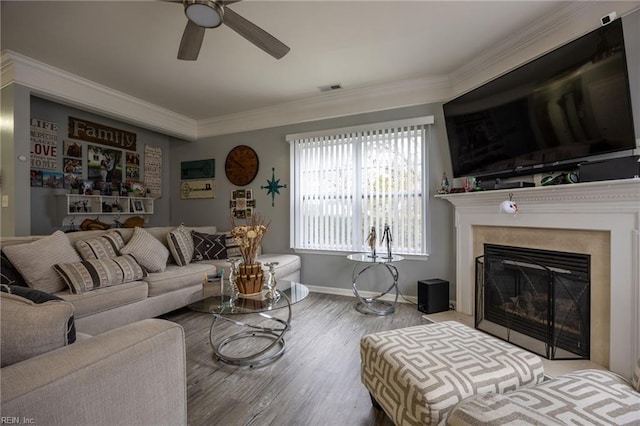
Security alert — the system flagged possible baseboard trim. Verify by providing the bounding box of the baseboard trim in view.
[305,284,417,305]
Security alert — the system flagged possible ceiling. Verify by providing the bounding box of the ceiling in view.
[2,1,638,135]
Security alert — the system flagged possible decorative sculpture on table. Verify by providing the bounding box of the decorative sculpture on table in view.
[381,223,393,259]
[230,213,270,295]
[264,262,280,301]
[367,226,377,258]
[221,259,240,307]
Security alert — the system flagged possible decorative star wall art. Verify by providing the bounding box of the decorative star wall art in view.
[261,168,287,206]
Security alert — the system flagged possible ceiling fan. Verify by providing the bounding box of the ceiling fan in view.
[173,0,290,61]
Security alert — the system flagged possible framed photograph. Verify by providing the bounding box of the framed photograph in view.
[30,170,43,187]
[133,199,145,213]
[42,171,64,188]
[63,140,82,158]
[127,181,147,197]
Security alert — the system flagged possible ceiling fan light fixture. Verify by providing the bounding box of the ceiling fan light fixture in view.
[185,0,223,28]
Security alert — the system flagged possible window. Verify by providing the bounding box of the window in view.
[288,116,433,256]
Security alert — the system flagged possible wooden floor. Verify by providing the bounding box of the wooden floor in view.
[163,292,429,426]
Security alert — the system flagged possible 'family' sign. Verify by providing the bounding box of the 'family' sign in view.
[68,117,137,150]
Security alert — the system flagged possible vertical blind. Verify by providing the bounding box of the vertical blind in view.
[288,117,433,255]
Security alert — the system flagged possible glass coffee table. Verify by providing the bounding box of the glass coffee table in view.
[188,280,309,368]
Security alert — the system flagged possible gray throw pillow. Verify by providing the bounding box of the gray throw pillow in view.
[120,227,169,272]
[0,291,74,367]
[3,230,81,294]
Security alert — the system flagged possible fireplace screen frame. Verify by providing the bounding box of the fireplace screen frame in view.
[475,244,590,360]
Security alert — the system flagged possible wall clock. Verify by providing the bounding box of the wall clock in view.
[224,145,259,186]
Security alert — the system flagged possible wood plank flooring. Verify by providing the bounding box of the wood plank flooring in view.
[163,292,429,426]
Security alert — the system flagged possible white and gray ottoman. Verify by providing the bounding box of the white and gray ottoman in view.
[360,321,545,425]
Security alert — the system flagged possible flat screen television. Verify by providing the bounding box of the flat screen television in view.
[443,18,637,180]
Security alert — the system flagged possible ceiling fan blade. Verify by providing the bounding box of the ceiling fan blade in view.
[223,7,290,59]
[178,20,205,60]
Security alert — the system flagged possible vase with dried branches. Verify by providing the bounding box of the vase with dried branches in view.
[230,213,270,295]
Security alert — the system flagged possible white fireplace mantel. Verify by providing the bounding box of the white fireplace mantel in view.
[438,178,640,379]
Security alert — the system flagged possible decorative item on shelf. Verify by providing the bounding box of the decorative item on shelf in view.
[230,212,270,295]
[437,172,450,194]
[499,193,518,215]
[264,262,280,301]
[220,263,239,308]
[367,226,377,258]
[381,223,393,259]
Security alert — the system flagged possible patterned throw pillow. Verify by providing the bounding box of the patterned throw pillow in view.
[3,231,82,294]
[167,224,194,266]
[120,227,169,272]
[192,231,227,261]
[1,251,27,287]
[54,254,146,294]
[75,231,125,260]
[217,232,243,258]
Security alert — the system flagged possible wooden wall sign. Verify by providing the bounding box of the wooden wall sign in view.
[181,179,215,199]
[181,159,215,180]
[68,117,137,150]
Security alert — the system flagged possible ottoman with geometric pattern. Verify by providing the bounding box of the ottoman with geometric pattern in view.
[360,321,545,425]
[446,360,640,425]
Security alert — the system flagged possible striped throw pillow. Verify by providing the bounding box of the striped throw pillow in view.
[120,227,169,272]
[75,231,125,260]
[54,254,146,294]
[167,224,194,266]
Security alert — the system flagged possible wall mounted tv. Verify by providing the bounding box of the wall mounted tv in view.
[443,18,637,180]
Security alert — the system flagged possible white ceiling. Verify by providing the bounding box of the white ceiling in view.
[2,1,639,135]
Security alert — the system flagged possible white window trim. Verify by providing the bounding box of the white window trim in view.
[288,115,435,255]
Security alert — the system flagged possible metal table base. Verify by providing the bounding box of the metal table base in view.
[209,291,291,368]
[349,254,403,316]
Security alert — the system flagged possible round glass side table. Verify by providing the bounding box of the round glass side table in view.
[347,253,404,316]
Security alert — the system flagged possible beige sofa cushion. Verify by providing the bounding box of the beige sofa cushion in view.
[120,227,169,272]
[3,230,81,293]
[56,281,148,319]
[1,292,74,367]
[145,263,215,297]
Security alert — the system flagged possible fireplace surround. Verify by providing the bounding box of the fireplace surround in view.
[438,178,640,379]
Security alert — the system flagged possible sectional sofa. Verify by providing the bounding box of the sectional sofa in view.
[0,224,301,424]
[0,224,301,335]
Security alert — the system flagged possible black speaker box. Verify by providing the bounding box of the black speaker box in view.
[417,279,449,314]
[579,155,640,182]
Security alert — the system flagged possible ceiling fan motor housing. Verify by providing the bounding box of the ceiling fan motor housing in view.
[184,0,224,28]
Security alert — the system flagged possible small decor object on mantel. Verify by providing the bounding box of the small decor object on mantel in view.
[500,193,519,215]
[230,212,270,296]
[437,172,450,194]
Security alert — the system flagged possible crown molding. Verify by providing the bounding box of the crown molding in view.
[1,50,198,140]
[196,75,452,138]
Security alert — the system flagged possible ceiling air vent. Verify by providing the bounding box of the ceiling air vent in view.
[318,83,343,93]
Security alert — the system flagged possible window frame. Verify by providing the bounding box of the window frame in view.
[288,116,434,259]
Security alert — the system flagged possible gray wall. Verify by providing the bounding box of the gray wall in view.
[170,103,456,299]
[27,96,175,234]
